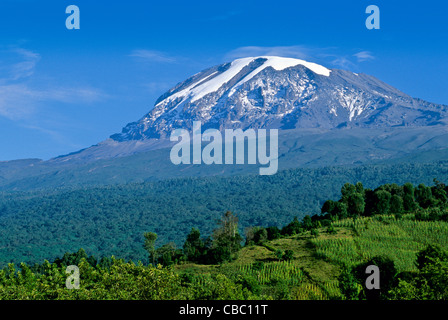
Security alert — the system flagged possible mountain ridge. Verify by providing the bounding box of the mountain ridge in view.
[111,56,448,142]
[1,56,448,190]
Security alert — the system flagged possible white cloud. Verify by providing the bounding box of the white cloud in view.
[224,45,312,61]
[224,46,376,71]
[10,48,41,80]
[0,47,107,120]
[329,56,357,69]
[129,49,178,63]
[353,51,375,62]
[0,84,106,120]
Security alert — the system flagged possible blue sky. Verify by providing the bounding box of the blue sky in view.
[0,0,447,160]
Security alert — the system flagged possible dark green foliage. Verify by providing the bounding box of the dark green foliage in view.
[326,224,336,235]
[321,200,336,215]
[183,228,205,263]
[53,249,97,268]
[283,250,294,261]
[2,161,448,267]
[209,211,243,264]
[245,226,268,246]
[415,184,436,208]
[390,245,448,300]
[338,266,360,300]
[373,190,392,215]
[143,232,158,265]
[181,211,243,264]
[274,250,284,261]
[155,242,178,266]
[302,215,313,230]
[416,244,448,270]
[354,256,398,300]
[321,179,448,222]
[347,193,365,217]
[281,217,302,235]
[332,202,348,219]
[403,183,418,212]
[266,226,281,240]
[390,195,404,214]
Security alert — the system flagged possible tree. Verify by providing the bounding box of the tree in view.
[281,216,302,235]
[333,202,348,219]
[321,200,336,215]
[266,226,281,240]
[245,226,267,246]
[155,242,177,266]
[389,195,404,214]
[415,184,435,209]
[338,265,361,300]
[355,182,365,195]
[416,245,448,299]
[143,232,158,265]
[431,178,447,206]
[347,193,365,217]
[403,182,418,212]
[416,244,448,270]
[302,215,313,230]
[183,228,204,262]
[210,211,243,263]
[341,183,356,203]
[391,245,448,300]
[372,190,391,215]
[354,256,397,300]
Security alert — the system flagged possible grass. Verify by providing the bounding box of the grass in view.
[312,214,448,272]
[175,230,344,299]
[175,213,448,299]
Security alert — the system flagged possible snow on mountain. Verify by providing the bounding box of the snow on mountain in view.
[111,56,448,142]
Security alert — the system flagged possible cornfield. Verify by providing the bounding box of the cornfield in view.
[234,260,304,286]
[312,215,448,272]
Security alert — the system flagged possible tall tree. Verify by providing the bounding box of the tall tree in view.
[347,193,365,217]
[390,195,404,214]
[403,182,418,212]
[183,228,204,262]
[211,211,243,263]
[143,232,158,265]
[373,190,391,215]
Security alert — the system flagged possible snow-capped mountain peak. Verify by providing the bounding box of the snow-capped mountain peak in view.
[156,56,331,107]
[111,56,448,141]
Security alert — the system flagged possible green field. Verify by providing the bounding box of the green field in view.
[173,214,448,299]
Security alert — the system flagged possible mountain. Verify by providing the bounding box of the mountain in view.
[111,56,448,141]
[1,56,448,190]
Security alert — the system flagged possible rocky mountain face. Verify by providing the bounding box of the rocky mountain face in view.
[111,56,448,142]
[2,56,448,190]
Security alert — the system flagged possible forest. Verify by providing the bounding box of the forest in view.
[1,160,448,266]
[1,179,448,300]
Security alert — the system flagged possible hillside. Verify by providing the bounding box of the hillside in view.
[2,161,448,267]
[2,212,448,300]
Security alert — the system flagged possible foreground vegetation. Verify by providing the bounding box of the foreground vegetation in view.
[2,179,448,300]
